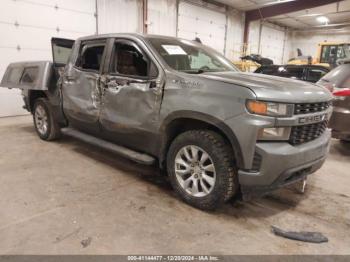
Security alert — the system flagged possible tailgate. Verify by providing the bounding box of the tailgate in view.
[0,61,53,90]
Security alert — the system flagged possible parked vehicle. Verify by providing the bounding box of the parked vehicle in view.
[317,64,350,141]
[0,34,333,210]
[234,54,273,72]
[288,42,350,69]
[255,64,329,83]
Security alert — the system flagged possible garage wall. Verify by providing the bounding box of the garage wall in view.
[260,24,286,64]
[288,29,350,60]
[97,0,244,60]
[225,8,245,61]
[148,0,177,36]
[177,1,227,54]
[0,0,245,117]
[247,21,287,64]
[97,0,143,34]
[247,20,260,55]
[0,0,96,117]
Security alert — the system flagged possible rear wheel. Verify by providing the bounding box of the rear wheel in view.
[167,130,238,210]
[33,98,61,141]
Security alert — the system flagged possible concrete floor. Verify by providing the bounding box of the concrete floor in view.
[0,115,349,255]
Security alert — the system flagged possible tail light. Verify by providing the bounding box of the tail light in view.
[333,88,350,100]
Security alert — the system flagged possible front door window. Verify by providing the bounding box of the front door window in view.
[110,41,158,79]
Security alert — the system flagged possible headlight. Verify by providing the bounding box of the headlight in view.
[257,127,291,141]
[246,100,292,117]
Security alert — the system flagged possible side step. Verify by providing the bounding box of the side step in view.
[61,127,156,165]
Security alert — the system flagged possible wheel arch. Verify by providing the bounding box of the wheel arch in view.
[159,111,244,169]
[28,90,48,112]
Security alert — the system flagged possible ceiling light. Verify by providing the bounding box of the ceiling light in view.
[299,13,321,18]
[316,16,329,24]
[262,0,296,7]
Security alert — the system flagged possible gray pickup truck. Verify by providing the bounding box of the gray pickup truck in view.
[1,34,333,210]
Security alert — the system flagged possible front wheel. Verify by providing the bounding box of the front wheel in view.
[33,98,61,141]
[167,130,238,210]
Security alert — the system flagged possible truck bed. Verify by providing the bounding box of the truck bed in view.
[1,61,54,91]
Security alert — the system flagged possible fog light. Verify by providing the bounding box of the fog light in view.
[258,127,291,141]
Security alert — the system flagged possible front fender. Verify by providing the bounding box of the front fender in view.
[158,110,244,168]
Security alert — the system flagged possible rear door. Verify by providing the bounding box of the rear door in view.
[61,39,107,133]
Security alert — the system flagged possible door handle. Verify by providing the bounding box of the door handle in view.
[107,80,119,88]
[106,80,121,94]
[64,75,76,81]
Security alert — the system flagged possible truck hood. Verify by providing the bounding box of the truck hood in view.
[201,71,332,103]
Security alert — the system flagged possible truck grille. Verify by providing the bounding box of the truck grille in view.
[294,101,331,115]
[289,121,328,145]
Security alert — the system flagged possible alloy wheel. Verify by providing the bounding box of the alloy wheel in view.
[174,145,216,197]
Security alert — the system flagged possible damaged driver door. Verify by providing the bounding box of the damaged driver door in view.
[99,38,162,153]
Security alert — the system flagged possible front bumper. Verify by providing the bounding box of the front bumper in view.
[238,129,331,200]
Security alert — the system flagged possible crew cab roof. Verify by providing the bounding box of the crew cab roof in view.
[76,33,183,42]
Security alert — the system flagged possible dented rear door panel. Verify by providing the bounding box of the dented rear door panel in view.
[62,68,102,130]
[61,39,107,133]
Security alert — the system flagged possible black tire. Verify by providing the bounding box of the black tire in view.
[33,98,61,141]
[167,130,238,210]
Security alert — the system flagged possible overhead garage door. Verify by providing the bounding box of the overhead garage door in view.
[260,25,286,65]
[177,1,227,54]
[0,0,96,117]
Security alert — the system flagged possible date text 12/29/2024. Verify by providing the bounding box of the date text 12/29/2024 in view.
[127,256,220,261]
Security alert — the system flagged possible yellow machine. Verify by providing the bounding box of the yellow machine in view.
[288,42,350,69]
[233,59,260,72]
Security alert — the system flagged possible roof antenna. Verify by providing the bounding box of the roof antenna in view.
[194,37,202,43]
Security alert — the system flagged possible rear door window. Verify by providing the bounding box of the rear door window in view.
[256,66,279,75]
[281,67,304,80]
[306,68,328,83]
[76,42,106,72]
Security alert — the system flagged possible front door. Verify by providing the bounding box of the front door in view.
[99,38,162,154]
[61,39,107,133]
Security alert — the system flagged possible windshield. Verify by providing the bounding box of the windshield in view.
[147,37,238,74]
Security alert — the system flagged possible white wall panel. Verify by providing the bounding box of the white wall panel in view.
[260,24,285,64]
[247,21,286,64]
[148,0,177,36]
[225,8,244,61]
[0,0,96,117]
[178,1,227,54]
[247,20,260,55]
[97,0,142,34]
[282,30,293,64]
